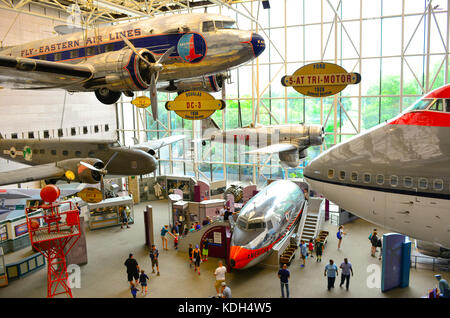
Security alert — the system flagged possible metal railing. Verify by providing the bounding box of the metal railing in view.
[411,254,450,272]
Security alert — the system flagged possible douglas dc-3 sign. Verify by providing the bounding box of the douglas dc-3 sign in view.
[165,90,225,120]
[281,62,361,97]
[0,13,265,120]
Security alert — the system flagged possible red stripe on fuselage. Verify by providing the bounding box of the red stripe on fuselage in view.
[388,111,450,127]
[230,207,303,269]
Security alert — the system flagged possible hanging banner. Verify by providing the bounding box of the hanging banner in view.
[165,91,225,120]
[281,62,361,97]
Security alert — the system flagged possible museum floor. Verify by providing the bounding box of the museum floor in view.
[0,199,448,298]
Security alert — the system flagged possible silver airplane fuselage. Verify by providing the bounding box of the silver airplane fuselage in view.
[229,180,306,269]
[204,123,324,168]
[0,13,264,92]
[304,85,450,250]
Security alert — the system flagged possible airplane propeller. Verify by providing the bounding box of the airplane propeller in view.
[79,152,118,199]
[119,34,175,121]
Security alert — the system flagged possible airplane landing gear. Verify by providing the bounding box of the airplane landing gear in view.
[95,88,121,104]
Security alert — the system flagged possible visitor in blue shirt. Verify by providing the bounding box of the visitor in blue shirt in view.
[278,263,290,298]
[324,259,339,291]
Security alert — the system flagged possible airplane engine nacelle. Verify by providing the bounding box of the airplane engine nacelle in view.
[87,48,156,92]
[57,158,104,184]
[279,149,300,168]
[160,74,224,93]
[308,125,325,146]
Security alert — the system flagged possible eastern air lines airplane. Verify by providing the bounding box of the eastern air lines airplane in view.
[0,13,265,119]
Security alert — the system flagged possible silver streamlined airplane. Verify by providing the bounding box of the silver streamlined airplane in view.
[199,118,324,168]
[0,135,184,186]
[304,84,450,258]
[0,13,266,119]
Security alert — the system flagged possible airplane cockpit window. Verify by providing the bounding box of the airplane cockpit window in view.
[428,99,443,112]
[215,21,237,29]
[202,21,215,32]
[404,99,433,112]
[237,219,247,230]
[247,222,266,230]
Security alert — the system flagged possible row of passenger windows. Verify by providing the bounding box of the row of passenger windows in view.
[37,44,116,61]
[329,169,446,191]
[6,124,109,140]
[31,149,96,157]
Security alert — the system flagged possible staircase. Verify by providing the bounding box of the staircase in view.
[301,214,319,242]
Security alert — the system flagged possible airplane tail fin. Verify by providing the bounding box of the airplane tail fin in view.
[201,117,220,138]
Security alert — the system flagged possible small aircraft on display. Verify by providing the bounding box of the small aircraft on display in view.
[199,117,324,168]
[0,135,184,186]
[0,13,265,119]
[229,180,306,269]
[304,84,450,257]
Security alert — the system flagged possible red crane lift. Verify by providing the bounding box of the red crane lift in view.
[25,185,81,298]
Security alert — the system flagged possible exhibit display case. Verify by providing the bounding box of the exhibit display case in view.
[87,196,134,230]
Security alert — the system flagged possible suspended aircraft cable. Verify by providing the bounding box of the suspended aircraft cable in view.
[59,91,68,139]
[1,11,21,48]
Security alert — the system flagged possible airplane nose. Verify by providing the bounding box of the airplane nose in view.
[250,33,265,58]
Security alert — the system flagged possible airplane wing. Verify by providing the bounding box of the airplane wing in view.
[0,163,66,186]
[0,55,93,88]
[134,135,185,151]
[245,143,298,155]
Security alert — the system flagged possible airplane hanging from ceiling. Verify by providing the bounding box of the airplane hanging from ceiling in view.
[0,13,266,120]
[0,135,184,186]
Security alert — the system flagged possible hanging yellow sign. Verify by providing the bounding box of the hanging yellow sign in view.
[165,91,225,120]
[131,96,151,109]
[281,62,361,97]
[77,187,103,203]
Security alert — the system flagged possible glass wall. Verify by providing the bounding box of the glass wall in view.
[117,0,449,186]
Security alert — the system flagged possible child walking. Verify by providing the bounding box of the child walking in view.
[130,282,139,298]
[192,244,201,275]
[139,270,149,296]
[308,239,314,258]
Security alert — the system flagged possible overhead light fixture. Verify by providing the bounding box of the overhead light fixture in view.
[262,0,270,9]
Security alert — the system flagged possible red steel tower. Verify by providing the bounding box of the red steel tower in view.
[25,185,81,298]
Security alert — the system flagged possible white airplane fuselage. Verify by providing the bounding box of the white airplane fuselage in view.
[304,85,450,251]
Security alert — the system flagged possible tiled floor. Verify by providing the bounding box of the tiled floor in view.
[0,199,448,298]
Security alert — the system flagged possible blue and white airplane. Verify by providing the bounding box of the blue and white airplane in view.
[0,13,265,119]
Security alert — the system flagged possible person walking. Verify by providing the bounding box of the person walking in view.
[139,270,150,296]
[377,236,383,260]
[370,231,379,257]
[221,282,232,298]
[315,238,324,262]
[192,244,201,275]
[324,259,339,291]
[300,240,307,267]
[160,225,169,250]
[149,245,160,276]
[214,260,227,296]
[124,253,140,287]
[339,258,353,291]
[308,239,314,259]
[278,263,290,298]
[202,238,209,262]
[120,207,130,229]
[130,281,139,298]
[337,225,346,249]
